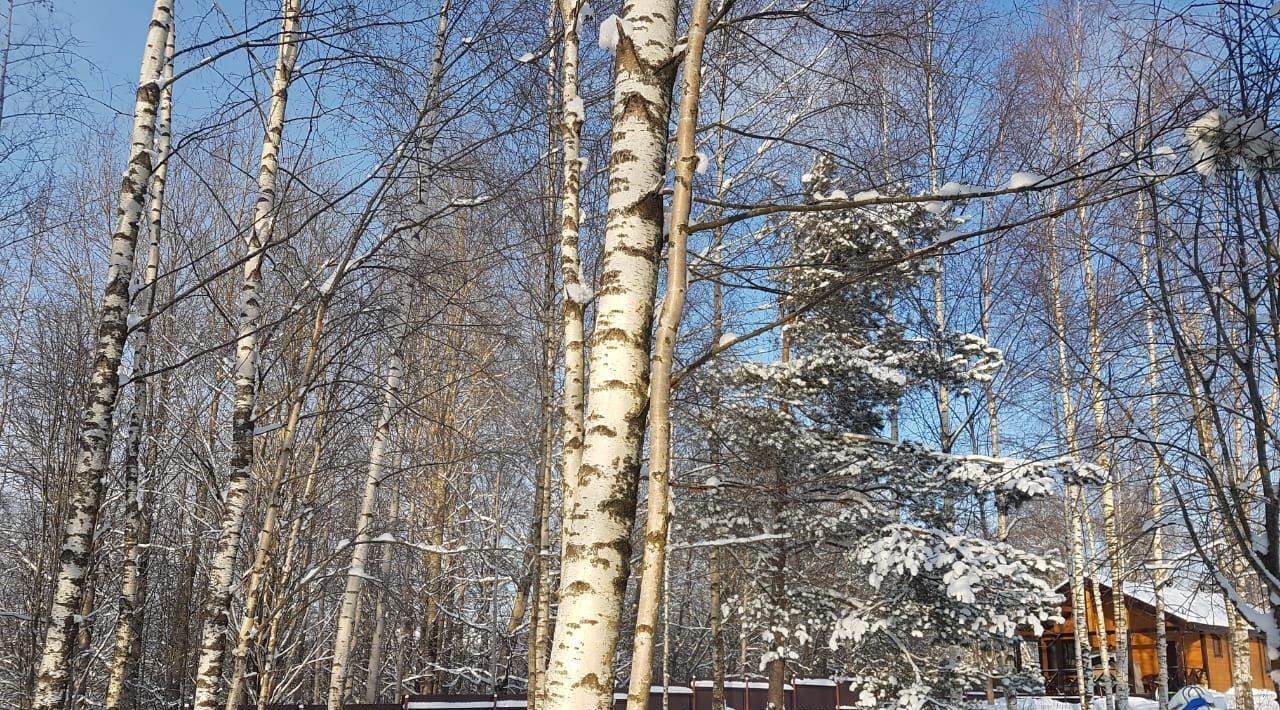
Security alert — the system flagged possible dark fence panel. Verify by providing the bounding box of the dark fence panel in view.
[689,679,847,710]
[405,694,526,708]
[255,681,844,710]
[609,689,694,710]
[260,705,401,710]
[691,682,793,710]
[403,689,695,710]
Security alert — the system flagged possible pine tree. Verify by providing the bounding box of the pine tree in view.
[698,157,1088,708]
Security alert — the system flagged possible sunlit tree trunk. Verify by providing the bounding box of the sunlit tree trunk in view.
[1047,196,1092,706]
[1082,510,1114,707]
[1138,193,1170,710]
[167,399,217,706]
[1227,399,1255,710]
[542,0,676,704]
[103,23,174,710]
[1080,197,1126,710]
[1227,561,1256,709]
[923,0,952,456]
[256,380,333,710]
[224,304,330,710]
[512,10,560,667]
[1069,3,1126,701]
[625,0,710,702]
[191,3,301,706]
[326,218,408,710]
[363,490,399,703]
[30,3,172,707]
[518,15,562,705]
[554,0,586,537]
[981,221,1019,710]
[527,69,561,700]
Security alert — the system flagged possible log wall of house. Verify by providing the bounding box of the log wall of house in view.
[1036,584,1272,695]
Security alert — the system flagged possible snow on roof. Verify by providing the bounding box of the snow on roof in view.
[1121,580,1233,629]
[1057,576,1259,630]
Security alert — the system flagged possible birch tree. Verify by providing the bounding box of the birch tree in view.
[102,22,175,710]
[542,0,677,705]
[29,3,172,707]
[554,0,587,533]
[190,3,302,707]
[326,4,451,705]
[626,0,712,702]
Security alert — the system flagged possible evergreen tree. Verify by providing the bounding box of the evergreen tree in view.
[697,156,1092,708]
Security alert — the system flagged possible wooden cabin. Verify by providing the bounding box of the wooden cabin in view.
[1032,579,1271,697]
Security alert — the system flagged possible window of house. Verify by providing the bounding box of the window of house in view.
[1043,640,1077,670]
[1212,636,1224,657]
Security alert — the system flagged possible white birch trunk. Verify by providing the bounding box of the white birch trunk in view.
[191,3,301,707]
[257,381,333,709]
[1227,570,1256,709]
[1070,10,1127,699]
[223,309,326,710]
[1067,491,1091,703]
[30,3,172,707]
[625,0,710,701]
[528,142,560,706]
[1080,193,1127,710]
[103,23,174,710]
[921,2,953,459]
[326,344,403,709]
[363,490,399,703]
[982,235,1017,710]
[555,0,587,532]
[1137,194,1171,710]
[1083,514,1114,708]
[517,21,560,698]
[542,0,676,704]
[1045,185,1092,706]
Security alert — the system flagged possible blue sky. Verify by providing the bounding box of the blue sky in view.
[64,1,157,113]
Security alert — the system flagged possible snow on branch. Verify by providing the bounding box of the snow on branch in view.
[1185,108,1280,177]
[598,14,632,53]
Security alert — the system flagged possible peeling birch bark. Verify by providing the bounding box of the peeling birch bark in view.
[555,0,587,535]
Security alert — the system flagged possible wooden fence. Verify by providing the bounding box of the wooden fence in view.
[252,679,851,710]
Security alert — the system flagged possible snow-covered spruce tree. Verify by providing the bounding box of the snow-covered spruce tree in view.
[696,157,1088,709]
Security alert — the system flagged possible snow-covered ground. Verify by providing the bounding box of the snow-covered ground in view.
[975,690,1279,710]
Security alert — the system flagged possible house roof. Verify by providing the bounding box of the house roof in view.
[1121,581,1231,629]
[1055,577,1258,632]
